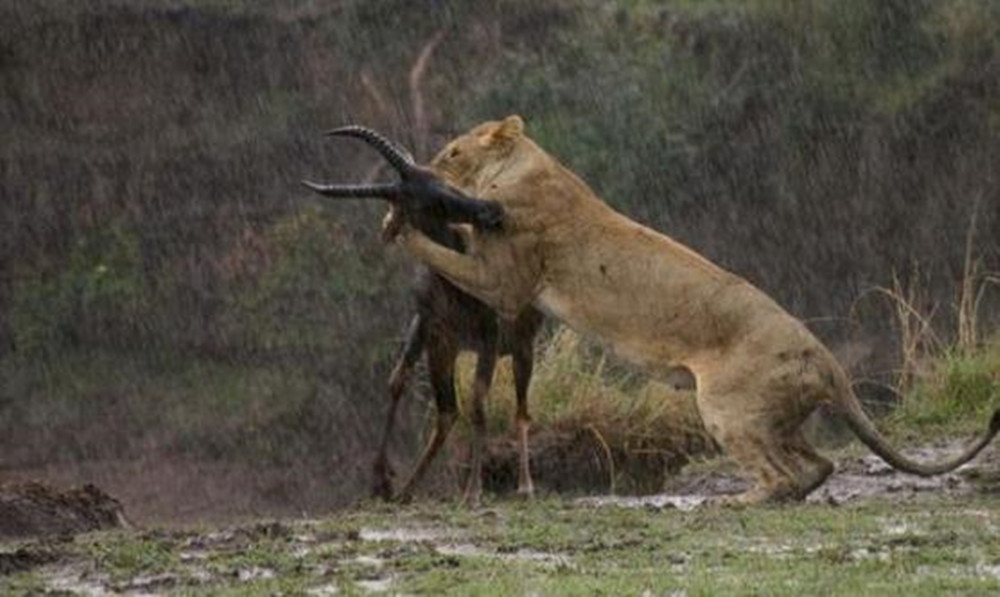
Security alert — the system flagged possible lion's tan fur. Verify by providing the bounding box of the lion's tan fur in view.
[392,115,998,503]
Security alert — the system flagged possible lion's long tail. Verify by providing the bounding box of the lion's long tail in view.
[834,377,1000,476]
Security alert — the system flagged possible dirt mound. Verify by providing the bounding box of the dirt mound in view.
[0,545,59,576]
[0,482,128,540]
[483,426,716,496]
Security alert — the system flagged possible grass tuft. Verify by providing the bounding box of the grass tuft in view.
[889,336,1000,437]
[449,328,714,491]
[873,216,1000,438]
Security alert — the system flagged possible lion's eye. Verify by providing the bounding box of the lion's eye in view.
[448,147,461,158]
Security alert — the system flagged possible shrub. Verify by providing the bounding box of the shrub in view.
[10,220,150,355]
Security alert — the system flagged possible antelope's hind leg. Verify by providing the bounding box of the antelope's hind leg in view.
[511,335,536,498]
[372,314,427,500]
[462,326,499,508]
[394,336,459,503]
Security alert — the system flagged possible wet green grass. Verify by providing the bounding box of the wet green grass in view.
[889,338,1000,440]
[3,494,999,596]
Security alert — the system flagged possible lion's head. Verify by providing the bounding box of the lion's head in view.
[430,115,525,191]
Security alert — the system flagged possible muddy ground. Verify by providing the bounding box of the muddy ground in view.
[581,439,1000,510]
[1,442,998,595]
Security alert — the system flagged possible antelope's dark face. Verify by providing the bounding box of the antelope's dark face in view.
[301,122,507,231]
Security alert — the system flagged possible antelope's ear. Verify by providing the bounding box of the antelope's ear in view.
[493,115,524,141]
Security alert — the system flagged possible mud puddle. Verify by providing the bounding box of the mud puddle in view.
[358,526,454,543]
[357,523,572,563]
[11,517,567,595]
[19,521,345,595]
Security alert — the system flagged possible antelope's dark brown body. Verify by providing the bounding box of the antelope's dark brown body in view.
[303,126,542,504]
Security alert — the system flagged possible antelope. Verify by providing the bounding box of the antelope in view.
[304,127,542,506]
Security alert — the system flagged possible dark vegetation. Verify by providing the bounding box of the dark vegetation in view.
[1,0,998,521]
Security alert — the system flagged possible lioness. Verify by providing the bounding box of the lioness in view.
[386,115,1000,504]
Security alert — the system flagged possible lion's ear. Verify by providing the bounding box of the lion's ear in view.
[493,115,524,140]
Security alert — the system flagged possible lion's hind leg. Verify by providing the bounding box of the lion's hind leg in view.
[696,391,816,505]
[717,431,804,505]
[785,431,834,498]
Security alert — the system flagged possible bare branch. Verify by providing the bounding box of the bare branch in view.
[359,68,392,120]
[408,28,447,158]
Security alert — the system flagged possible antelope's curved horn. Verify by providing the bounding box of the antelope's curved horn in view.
[300,180,400,199]
[325,125,416,173]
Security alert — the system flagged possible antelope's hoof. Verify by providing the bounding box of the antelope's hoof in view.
[393,491,414,505]
[372,479,394,501]
[460,488,483,509]
[372,459,395,501]
[515,485,536,500]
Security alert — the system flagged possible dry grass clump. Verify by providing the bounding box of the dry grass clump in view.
[872,215,1000,436]
[450,328,715,493]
